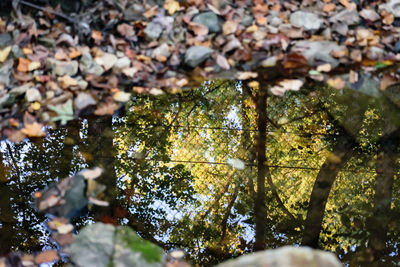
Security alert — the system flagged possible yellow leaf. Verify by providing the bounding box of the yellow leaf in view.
[30,102,41,110]
[0,46,11,63]
[164,0,180,15]
[28,61,41,71]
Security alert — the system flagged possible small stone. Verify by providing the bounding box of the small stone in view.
[95,53,117,71]
[10,82,34,96]
[46,58,79,76]
[216,246,342,267]
[379,0,400,18]
[80,49,104,76]
[152,43,171,59]
[0,33,11,48]
[144,22,163,41]
[74,92,96,110]
[184,46,213,68]
[290,11,323,31]
[114,57,131,69]
[241,14,254,27]
[25,88,42,102]
[192,11,222,33]
[329,9,360,25]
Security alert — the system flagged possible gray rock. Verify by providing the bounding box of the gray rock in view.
[25,88,42,102]
[11,45,23,58]
[144,22,163,41]
[241,14,254,27]
[0,60,13,86]
[192,11,222,33]
[184,46,213,68]
[46,58,79,76]
[0,33,11,48]
[292,40,342,68]
[329,9,360,25]
[80,49,104,76]
[379,0,400,18]
[74,92,96,110]
[152,43,171,59]
[216,246,342,267]
[10,83,33,96]
[114,57,131,69]
[290,11,323,31]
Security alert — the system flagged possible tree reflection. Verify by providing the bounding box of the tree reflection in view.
[2,78,400,266]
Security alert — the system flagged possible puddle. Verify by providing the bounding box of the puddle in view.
[1,79,400,266]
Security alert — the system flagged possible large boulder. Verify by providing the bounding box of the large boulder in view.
[216,246,342,267]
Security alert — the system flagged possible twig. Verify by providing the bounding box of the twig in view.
[17,0,75,23]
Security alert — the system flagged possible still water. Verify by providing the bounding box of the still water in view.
[1,79,400,266]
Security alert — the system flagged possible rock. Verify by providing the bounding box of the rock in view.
[114,57,131,69]
[25,88,42,102]
[379,0,400,18]
[95,53,117,71]
[184,46,213,68]
[192,11,222,33]
[290,11,323,31]
[10,82,34,96]
[0,33,12,48]
[216,246,342,267]
[11,45,23,58]
[241,14,253,27]
[74,92,96,110]
[359,9,381,21]
[80,49,104,76]
[0,60,13,86]
[152,43,171,59]
[46,58,79,76]
[394,41,400,53]
[144,22,163,41]
[292,40,342,68]
[329,9,360,25]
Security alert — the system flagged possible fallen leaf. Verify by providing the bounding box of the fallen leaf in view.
[58,75,78,89]
[34,250,59,265]
[114,91,131,102]
[164,0,180,15]
[143,6,158,18]
[316,63,331,72]
[327,77,346,89]
[91,30,103,45]
[380,73,397,90]
[79,167,103,180]
[89,197,110,206]
[236,71,258,80]
[189,22,209,36]
[94,102,119,116]
[21,122,46,137]
[223,21,238,35]
[28,61,41,71]
[0,46,11,63]
[323,3,336,13]
[216,54,230,70]
[17,58,31,72]
[57,224,74,234]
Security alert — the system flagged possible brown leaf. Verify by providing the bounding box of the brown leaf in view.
[21,122,46,137]
[164,0,180,15]
[223,21,238,35]
[380,73,397,91]
[323,3,336,13]
[189,22,209,36]
[216,54,230,70]
[17,58,31,72]
[327,77,346,89]
[91,30,103,45]
[143,6,158,18]
[34,250,59,265]
[235,71,258,80]
[94,102,120,116]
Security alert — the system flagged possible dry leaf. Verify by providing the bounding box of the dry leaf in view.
[57,223,74,234]
[349,70,358,83]
[164,0,180,15]
[94,102,119,116]
[380,73,397,90]
[316,63,331,72]
[189,22,209,36]
[91,30,103,45]
[223,21,238,35]
[21,122,46,137]
[278,79,304,91]
[114,91,131,102]
[28,61,41,71]
[58,75,78,89]
[0,46,11,63]
[323,3,336,13]
[327,77,346,89]
[236,72,258,80]
[79,167,103,180]
[17,58,31,72]
[143,6,158,18]
[216,54,230,70]
[34,250,59,265]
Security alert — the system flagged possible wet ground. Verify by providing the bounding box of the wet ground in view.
[1,79,400,266]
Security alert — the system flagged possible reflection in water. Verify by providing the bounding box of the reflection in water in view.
[1,80,400,266]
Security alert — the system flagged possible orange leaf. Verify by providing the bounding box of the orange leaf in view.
[21,122,46,137]
[17,58,31,72]
[34,250,59,265]
[91,30,103,45]
[164,0,180,15]
[189,22,209,36]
